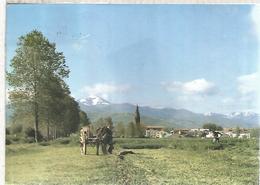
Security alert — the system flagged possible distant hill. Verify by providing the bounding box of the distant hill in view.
[78,96,259,128]
[6,96,259,128]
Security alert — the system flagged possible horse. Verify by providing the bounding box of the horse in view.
[95,126,114,155]
[80,126,114,155]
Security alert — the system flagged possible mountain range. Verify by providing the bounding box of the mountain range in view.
[78,96,259,128]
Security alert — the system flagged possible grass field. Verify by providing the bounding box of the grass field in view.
[6,138,259,185]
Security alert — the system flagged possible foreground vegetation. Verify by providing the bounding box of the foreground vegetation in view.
[6,137,259,185]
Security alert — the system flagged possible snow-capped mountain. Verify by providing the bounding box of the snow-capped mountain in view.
[76,96,259,128]
[78,95,110,106]
[225,111,258,119]
[204,112,224,117]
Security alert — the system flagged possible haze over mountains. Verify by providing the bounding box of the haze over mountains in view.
[78,96,259,128]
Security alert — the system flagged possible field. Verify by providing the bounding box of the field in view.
[6,137,259,185]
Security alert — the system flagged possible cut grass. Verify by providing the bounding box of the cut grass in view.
[6,138,259,185]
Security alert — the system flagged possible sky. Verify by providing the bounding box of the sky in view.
[6,4,260,114]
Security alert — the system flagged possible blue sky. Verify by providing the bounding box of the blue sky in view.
[6,4,260,114]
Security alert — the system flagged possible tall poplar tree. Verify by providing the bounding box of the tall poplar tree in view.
[7,30,70,142]
[134,105,143,137]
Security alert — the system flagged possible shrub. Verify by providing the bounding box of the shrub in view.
[6,128,10,135]
[68,133,80,145]
[55,138,70,145]
[11,123,23,134]
[6,138,11,145]
[24,127,43,141]
[25,137,35,143]
[11,136,20,142]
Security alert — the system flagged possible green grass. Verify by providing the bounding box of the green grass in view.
[6,138,259,185]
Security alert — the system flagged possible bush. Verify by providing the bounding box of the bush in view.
[6,128,10,135]
[68,133,80,145]
[11,123,23,134]
[24,127,43,141]
[25,137,35,143]
[55,138,70,145]
[6,138,11,145]
[11,136,20,142]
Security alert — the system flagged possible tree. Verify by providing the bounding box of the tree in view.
[126,121,136,138]
[59,96,80,136]
[134,105,144,137]
[216,125,223,131]
[115,122,125,137]
[104,117,113,128]
[203,123,218,131]
[39,76,69,139]
[7,30,69,142]
[94,118,106,130]
[79,111,91,128]
[235,126,240,138]
[250,128,260,138]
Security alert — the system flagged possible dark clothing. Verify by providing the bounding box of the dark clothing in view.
[102,127,113,144]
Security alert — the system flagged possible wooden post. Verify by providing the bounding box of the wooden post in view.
[84,138,87,155]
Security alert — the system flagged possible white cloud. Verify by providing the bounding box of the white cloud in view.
[237,72,258,95]
[81,83,131,99]
[162,78,217,96]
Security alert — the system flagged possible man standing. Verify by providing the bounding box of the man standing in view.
[106,125,114,154]
[80,128,87,155]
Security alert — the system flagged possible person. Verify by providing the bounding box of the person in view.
[105,124,114,154]
[213,131,221,143]
[80,128,87,155]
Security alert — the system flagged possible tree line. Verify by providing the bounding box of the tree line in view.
[7,30,145,142]
[7,30,84,142]
[89,105,145,138]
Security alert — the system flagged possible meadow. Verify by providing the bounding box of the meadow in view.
[6,137,259,185]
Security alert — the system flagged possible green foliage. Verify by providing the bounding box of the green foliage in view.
[7,30,80,141]
[126,122,136,138]
[6,128,10,135]
[93,117,114,131]
[104,117,113,127]
[6,138,12,145]
[134,105,144,137]
[24,127,43,141]
[54,138,70,145]
[79,111,91,127]
[114,122,125,137]
[235,126,240,137]
[5,138,259,185]
[203,123,222,131]
[25,137,35,143]
[250,128,260,138]
[10,123,23,134]
[216,125,223,131]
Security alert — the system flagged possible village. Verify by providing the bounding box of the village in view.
[144,125,251,139]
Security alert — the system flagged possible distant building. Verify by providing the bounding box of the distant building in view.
[173,129,190,136]
[144,125,166,138]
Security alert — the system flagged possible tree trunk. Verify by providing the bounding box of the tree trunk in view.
[34,101,39,143]
[54,126,57,139]
[47,121,50,141]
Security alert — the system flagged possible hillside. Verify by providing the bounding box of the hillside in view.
[78,97,259,128]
